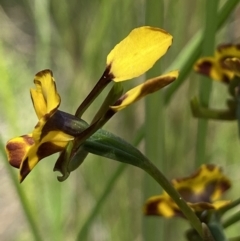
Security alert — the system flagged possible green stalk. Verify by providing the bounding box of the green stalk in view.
[164,0,239,105]
[144,0,165,240]
[223,211,240,229]
[0,140,43,241]
[195,0,219,166]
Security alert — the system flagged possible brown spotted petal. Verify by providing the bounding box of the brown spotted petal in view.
[6,135,34,168]
[110,70,178,111]
[144,194,181,218]
[19,139,69,182]
[194,44,240,83]
[194,57,232,83]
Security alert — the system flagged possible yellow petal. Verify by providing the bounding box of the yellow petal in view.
[107,26,172,82]
[19,139,69,182]
[110,70,178,111]
[30,69,61,119]
[211,200,231,210]
[216,44,240,60]
[144,195,177,218]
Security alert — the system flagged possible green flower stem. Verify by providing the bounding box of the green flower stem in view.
[75,67,112,118]
[72,109,116,154]
[91,82,123,124]
[82,129,203,238]
[164,0,239,105]
[223,211,240,229]
[0,140,43,241]
[195,0,219,166]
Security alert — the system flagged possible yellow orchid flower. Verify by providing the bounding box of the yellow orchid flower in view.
[106,26,173,82]
[194,44,240,83]
[110,70,178,111]
[5,70,74,182]
[144,164,231,218]
[6,26,177,182]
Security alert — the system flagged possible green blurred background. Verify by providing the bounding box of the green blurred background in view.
[0,0,240,240]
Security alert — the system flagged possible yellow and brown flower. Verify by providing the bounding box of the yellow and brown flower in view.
[6,26,178,182]
[144,164,231,218]
[5,70,74,182]
[194,44,240,83]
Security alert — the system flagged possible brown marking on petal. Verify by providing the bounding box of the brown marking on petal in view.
[35,122,41,129]
[236,44,240,50]
[39,113,58,140]
[37,142,64,160]
[23,135,35,145]
[140,76,175,96]
[144,199,161,216]
[218,179,231,193]
[196,61,212,77]
[35,69,53,79]
[20,157,31,182]
[114,94,128,106]
[144,199,182,218]
[222,74,231,84]
[205,164,216,172]
[174,164,218,184]
[174,168,201,184]
[6,136,34,168]
[217,43,233,53]
[6,142,23,168]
